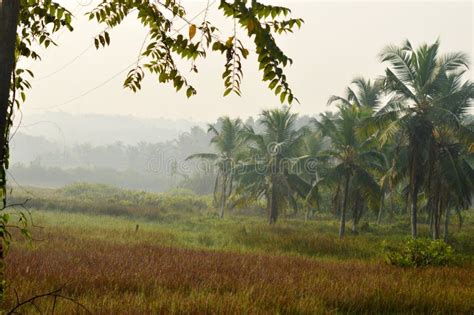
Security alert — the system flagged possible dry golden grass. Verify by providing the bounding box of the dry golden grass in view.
[6,225,474,314]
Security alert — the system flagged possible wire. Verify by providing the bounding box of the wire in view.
[32,62,133,110]
[29,0,218,111]
[36,44,94,81]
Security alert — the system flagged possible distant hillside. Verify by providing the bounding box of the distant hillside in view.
[14,112,206,145]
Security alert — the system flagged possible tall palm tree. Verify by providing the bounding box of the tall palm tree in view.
[316,105,381,238]
[186,117,243,218]
[427,125,474,240]
[236,108,311,224]
[374,39,473,237]
[328,77,383,109]
[299,129,328,221]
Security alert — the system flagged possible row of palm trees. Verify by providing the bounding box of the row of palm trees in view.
[188,40,474,239]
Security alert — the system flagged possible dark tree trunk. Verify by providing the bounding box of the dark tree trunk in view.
[212,173,219,207]
[432,198,439,239]
[0,0,18,160]
[219,173,227,218]
[377,192,385,224]
[305,177,315,222]
[0,0,20,304]
[331,183,341,216]
[429,202,434,235]
[411,184,419,238]
[268,182,278,225]
[433,196,443,240]
[352,196,361,234]
[389,191,395,221]
[339,173,350,239]
[444,207,451,242]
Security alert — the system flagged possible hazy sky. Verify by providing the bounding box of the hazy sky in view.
[19,0,473,123]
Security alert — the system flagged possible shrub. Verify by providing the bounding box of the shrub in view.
[383,238,456,267]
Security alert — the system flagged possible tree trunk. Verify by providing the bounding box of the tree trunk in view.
[0,0,20,304]
[219,173,227,218]
[434,196,444,240]
[377,192,385,224]
[305,178,315,222]
[0,0,18,161]
[339,173,350,239]
[433,198,440,240]
[444,207,451,242]
[351,196,361,234]
[331,183,340,216]
[429,202,434,235]
[212,173,219,207]
[389,191,395,221]
[268,182,278,225]
[411,184,418,238]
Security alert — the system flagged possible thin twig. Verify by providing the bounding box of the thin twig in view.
[8,287,92,315]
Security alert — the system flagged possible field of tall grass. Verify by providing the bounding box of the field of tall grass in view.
[5,184,474,313]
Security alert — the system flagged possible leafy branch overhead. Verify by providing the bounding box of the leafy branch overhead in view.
[88,0,303,103]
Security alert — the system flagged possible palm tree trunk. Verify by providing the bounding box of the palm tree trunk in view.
[434,196,444,240]
[411,183,419,238]
[219,173,227,218]
[0,0,20,304]
[339,173,350,239]
[429,202,434,235]
[305,178,315,222]
[433,201,440,240]
[268,182,278,225]
[212,173,219,207]
[377,192,385,224]
[332,183,341,216]
[444,207,451,242]
[352,196,361,234]
[389,191,396,221]
[305,206,310,222]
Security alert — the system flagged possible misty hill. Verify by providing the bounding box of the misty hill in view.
[15,112,206,145]
[8,112,317,193]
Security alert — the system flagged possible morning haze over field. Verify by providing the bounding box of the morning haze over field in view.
[1,0,473,313]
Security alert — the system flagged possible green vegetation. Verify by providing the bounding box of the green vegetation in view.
[1,21,472,311]
[4,185,474,313]
[8,184,474,261]
[383,239,457,267]
[181,40,474,244]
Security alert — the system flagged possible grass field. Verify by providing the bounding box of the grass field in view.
[5,204,474,314]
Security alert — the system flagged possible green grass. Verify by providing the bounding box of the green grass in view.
[5,184,474,313]
[6,208,474,314]
[25,208,474,262]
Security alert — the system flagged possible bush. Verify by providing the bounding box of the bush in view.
[383,238,456,267]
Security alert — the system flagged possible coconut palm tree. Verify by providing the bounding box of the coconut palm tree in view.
[186,117,244,218]
[427,125,474,240]
[316,105,382,238]
[235,108,312,224]
[299,129,329,221]
[374,39,474,237]
[327,77,383,109]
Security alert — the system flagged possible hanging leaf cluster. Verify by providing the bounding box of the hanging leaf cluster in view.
[88,0,302,101]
